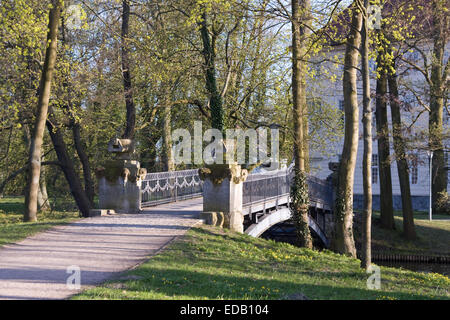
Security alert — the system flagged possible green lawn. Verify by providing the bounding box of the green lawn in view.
[73,225,450,300]
[0,197,79,247]
[358,211,450,256]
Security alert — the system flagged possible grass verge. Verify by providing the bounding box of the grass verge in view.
[73,225,450,300]
[355,211,450,256]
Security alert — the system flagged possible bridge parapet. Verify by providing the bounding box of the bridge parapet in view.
[141,169,203,207]
[242,166,333,212]
[137,163,334,245]
[96,138,146,214]
[199,163,248,233]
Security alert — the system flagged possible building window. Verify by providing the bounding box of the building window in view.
[411,158,418,185]
[372,154,378,184]
[307,97,323,111]
[369,58,377,74]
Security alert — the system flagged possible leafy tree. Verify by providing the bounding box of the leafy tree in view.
[332,1,362,257]
[24,0,63,222]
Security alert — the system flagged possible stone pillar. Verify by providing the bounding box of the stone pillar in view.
[199,163,248,233]
[95,138,147,214]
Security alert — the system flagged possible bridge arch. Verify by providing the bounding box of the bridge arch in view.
[245,208,291,238]
[244,208,330,247]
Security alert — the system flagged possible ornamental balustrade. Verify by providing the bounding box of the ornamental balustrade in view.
[141,165,333,212]
[140,165,333,245]
[141,169,203,207]
[243,165,333,210]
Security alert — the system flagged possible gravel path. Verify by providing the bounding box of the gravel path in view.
[0,198,203,300]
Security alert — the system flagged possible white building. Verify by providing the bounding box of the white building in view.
[308,41,449,211]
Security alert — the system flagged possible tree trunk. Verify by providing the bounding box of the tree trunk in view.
[72,122,95,206]
[388,72,416,240]
[360,0,372,269]
[332,1,361,257]
[121,0,136,139]
[22,124,50,211]
[291,0,312,249]
[0,161,61,198]
[429,0,447,213]
[47,108,92,218]
[161,91,175,171]
[375,32,395,230]
[199,12,224,132]
[37,158,50,211]
[24,0,62,222]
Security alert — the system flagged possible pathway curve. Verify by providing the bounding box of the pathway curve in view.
[0,198,202,300]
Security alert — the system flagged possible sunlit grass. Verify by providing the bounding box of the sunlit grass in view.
[74,225,450,300]
[365,211,450,255]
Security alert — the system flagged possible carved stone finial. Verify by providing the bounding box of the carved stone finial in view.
[108,138,135,159]
[198,163,248,185]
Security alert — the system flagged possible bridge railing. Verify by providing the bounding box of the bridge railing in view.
[307,175,333,207]
[141,169,203,207]
[242,166,333,211]
[242,167,333,246]
[243,168,291,210]
[141,165,332,213]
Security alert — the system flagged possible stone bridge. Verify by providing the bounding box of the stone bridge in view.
[96,141,334,248]
[138,164,334,248]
